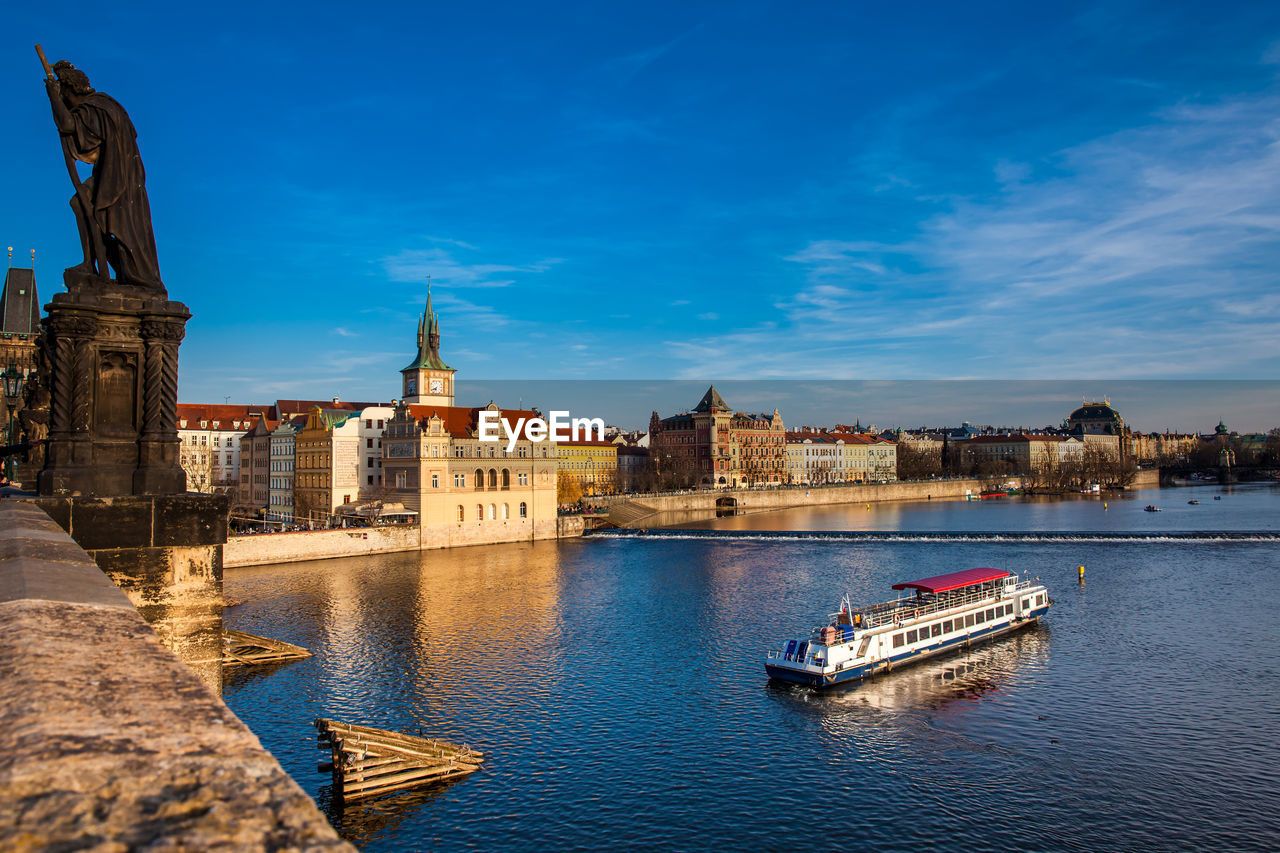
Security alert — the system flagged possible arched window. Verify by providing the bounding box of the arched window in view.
[519,501,527,519]
[476,503,483,520]
[501,469,510,489]
[488,469,497,488]
[475,468,484,490]
[488,503,496,520]
[457,504,464,521]
[502,503,509,519]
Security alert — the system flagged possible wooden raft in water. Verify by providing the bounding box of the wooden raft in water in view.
[222,629,312,666]
[315,718,485,802]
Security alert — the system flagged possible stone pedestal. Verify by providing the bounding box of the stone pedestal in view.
[38,275,188,497]
[33,493,230,691]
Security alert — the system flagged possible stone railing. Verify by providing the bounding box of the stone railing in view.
[0,501,353,851]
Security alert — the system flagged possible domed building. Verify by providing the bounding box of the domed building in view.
[1066,399,1124,435]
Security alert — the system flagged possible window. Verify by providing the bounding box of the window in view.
[367,475,373,485]
[457,504,464,521]
[906,630,918,643]
[942,620,952,633]
[986,608,996,621]
[431,473,439,488]
[502,503,509,519]
[976,611,986,624]
[931,624,942,638]
[367,458,374,468]
[367,438,373,448]
[965,614,975,627]
[396,472,407,488]
[1036,594,1045,606]
[501,469,510,489]
[377,419,383,429]
[488,469,497,488]
[892,633,905,648]
[476,504,483,520]
[488,503,496,520]
[518,472,528,486]
[213,436,221,447]
[454,473,465,487]
[455,445,464,458]
[475,468,485,490]
[519,501,527,518]
[365,419,372,428]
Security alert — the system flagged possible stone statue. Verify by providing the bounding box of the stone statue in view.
[42,57,164,292]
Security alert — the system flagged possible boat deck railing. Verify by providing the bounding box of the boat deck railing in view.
[814,578,1039,640]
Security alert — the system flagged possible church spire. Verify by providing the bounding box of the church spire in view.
[402,278,452,372]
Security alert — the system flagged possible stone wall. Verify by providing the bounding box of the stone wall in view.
[0,500,352,851]
[601,478,992,518]
[224,516,578,568]
[31,493,229,688]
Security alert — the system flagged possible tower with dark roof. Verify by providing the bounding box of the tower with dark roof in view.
[1,259,41,376]
[400,284,455,407]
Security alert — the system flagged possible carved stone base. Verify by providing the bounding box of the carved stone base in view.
[38,276,189,497]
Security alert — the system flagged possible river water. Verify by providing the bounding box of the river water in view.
[223,485,1280,851]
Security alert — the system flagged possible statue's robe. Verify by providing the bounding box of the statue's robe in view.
[64,92,163,288]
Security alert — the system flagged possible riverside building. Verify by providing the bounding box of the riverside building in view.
[380,297,560,546]
[649,386,786,489]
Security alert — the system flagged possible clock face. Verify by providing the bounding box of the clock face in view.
[430,379,444,394]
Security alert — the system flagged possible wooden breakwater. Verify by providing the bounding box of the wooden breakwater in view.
[222,629,312,667]
[315,719,485,802]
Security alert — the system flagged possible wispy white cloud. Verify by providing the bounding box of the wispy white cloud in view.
[677,90,1280,380]
[382,246,561,289]
[333,326,357,338]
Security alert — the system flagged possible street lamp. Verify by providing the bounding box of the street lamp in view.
[2,363,25,484]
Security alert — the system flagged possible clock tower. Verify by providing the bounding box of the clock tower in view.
[401,285,455,407]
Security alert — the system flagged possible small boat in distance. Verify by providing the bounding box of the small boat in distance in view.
[1144,505,1162,512]
[1188,499,1199,505]
[764,568,1051,688]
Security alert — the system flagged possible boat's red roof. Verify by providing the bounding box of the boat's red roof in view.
[892,567,1011,594]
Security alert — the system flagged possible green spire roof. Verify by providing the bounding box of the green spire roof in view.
[402,284,453,372]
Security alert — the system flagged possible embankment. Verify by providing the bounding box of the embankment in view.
[224,516,585,568]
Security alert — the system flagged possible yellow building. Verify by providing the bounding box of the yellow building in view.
[556,439,619,497]
[380,299,560,546]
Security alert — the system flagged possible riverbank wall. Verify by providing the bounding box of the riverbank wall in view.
[601,470,1160,526]
[224,515,586,568]
[0,500,353,850]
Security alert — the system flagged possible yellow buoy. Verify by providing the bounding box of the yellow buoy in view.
[1078,565,1085,581]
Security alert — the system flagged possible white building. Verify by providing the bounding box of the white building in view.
[176,404,264,495]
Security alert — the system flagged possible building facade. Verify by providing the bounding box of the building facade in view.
[177,404,263,495]
[556,439,619,496]
[378,297,561,544]
[649,386,786,488]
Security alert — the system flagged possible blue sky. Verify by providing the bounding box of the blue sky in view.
[4,1,1280,427]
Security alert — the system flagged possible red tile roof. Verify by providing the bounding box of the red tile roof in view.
[176,403,270,431]
[401,405,547,441]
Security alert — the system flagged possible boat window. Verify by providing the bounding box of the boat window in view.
[796,641,809,662]
[965,614,975,627]
[892,634,905,648]
[942,620,952,633]
[986,608,995,621]
[975,611,985,624]
[784,640,797,661]
[906,630,918,643]
[1036,594,1045,606]
[931,624,942,637]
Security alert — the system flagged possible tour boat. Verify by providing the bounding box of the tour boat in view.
[764,568,1051,688]
[1144,505,1161,512]
[1188,499,1199,505]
